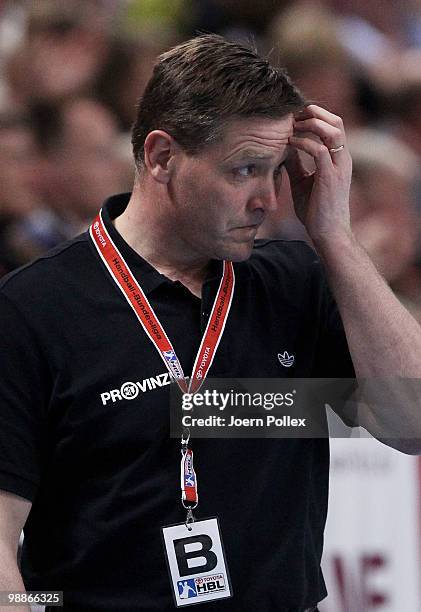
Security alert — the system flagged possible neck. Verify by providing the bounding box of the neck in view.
[113,184,210,298]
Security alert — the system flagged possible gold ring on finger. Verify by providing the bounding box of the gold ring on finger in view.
[329,144,345,153]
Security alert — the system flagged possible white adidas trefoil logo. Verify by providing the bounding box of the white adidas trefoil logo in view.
[278,351,295,368]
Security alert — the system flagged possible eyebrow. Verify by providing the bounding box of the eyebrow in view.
[223,150,281,165]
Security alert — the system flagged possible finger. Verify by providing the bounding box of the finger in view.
[288,136,333,175]
[284,146,312,182]
[293,118,346,151]
[296,104,345,130]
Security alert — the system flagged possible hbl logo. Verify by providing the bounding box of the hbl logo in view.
[178,579,197,599]
[177,575,226,599]
[195,574,226,594]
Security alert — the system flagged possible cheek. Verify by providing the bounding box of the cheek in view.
[184,177,229,214]
[173,178,221,233]
[175,164,245,229]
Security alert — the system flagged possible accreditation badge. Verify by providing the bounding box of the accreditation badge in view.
[162,517,232,607]
[91,210,236,606]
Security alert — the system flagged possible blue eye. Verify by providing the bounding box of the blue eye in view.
[236,165,255,177]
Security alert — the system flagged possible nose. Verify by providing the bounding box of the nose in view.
[247,182,279,214]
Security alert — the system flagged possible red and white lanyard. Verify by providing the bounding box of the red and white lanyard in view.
[89,209,235,523]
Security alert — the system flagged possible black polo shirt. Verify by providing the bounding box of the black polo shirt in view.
[0,193,354,611]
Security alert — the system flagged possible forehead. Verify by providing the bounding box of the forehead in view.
[212,115,294,160]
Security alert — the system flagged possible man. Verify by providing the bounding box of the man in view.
[0,34,420,612]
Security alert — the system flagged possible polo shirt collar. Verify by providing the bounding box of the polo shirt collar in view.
[100,193,224,295]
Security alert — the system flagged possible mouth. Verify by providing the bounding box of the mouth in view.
[229,224,260,243]
[232,223,260,231]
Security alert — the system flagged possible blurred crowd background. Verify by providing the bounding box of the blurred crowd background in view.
[1,0,421,321]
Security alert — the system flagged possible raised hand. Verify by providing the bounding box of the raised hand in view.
[286,104,353,245]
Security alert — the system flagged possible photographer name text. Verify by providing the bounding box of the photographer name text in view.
[182,415,306,428]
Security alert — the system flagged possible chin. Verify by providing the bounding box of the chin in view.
[221,242,255,263]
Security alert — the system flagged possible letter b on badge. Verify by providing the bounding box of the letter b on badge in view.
[174,534,217,576]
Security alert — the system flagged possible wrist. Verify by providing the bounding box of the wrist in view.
[312,227,354,253]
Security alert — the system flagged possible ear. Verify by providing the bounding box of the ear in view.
[144,130,177,184]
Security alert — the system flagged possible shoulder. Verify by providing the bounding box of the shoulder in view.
[230,239,329,313]
[0,233,90,300]
[252,238,318,261]
[247,238,323,281]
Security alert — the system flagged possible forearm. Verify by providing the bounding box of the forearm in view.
[0,550,29,612]
[315,231,421,377]
[315,232,421,452]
